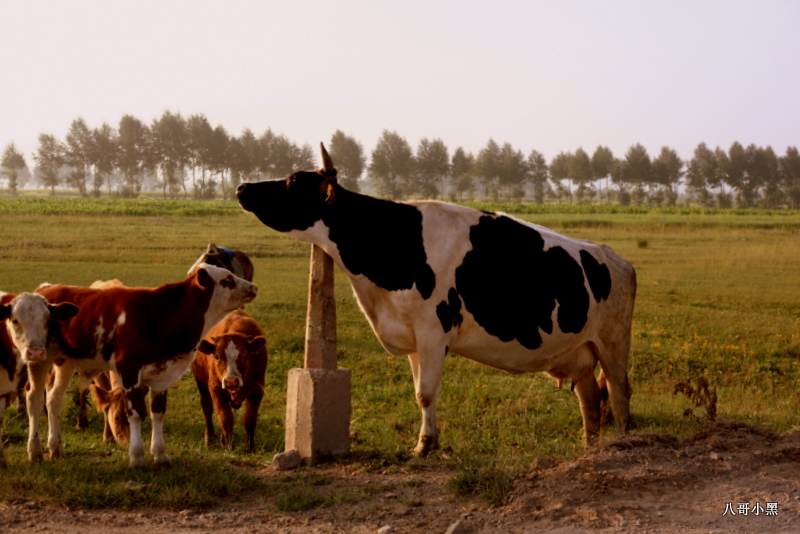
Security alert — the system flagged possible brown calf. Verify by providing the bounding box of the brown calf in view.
[192,309,268,452]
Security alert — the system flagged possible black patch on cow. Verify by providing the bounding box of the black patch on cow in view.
[454,215,590,350]
[580,250,612,302]
[436,288,463,333]
[323,191,436,299]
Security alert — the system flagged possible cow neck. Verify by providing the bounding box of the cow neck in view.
[146,278,213,345]
[321,189,436,299]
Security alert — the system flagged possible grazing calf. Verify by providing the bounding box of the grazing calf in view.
[30,265,258,467]
[190,244,254,282]
[89,373,129,444]
[192,310,268,452]
[0,292,78,468]
[238,144,637,455]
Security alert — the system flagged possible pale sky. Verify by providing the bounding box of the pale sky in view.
[2,0,798,168]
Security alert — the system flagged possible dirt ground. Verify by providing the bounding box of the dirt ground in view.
[2,421,799,534]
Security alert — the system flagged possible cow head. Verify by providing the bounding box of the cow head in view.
[198,333,267,404]
[193,264,259,336]
[90,385,130,444]
[236,143,338,233]
[1,293,79,363]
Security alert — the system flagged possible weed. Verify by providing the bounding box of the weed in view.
[637,238,649,248]
[673,377,718,422]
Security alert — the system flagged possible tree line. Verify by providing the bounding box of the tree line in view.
[1,111,798,209]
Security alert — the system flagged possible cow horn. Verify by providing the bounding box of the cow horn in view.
[320,143,337,178]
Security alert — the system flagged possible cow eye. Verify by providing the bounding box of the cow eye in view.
[214,354,220,361]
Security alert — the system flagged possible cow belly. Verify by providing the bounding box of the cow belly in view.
[140,352,196,392]
[452,326,591,375]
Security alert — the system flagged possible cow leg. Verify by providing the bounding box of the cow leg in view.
[407,346,446,457]
[46,360,75,459]
[596,342,632,436]
[125,386,149,467]
[75,369,93,429]
[149,390,170,464]
[211,387,235,450]
[573,369,602,447]
[16,369,28,415]
[195,378,217,447]
[26,359,53,462]
[243,388,264,453]
[0,395,7,468]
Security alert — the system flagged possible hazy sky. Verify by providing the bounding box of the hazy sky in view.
[2,0,798,167]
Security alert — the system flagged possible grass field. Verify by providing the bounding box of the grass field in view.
[0,199,799,509]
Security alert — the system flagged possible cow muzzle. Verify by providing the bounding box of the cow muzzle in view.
[223,376,242,390]
[25,347,46,362]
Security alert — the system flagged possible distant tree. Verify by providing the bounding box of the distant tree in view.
[570,147,594,203]
[623,144,652,205]
[151,111,188,199]
[720,141,749,207]
[208,125,230,199]
[527,149,548,204]
[187,114,214,197]
[329,130,366,192]
[685,142,718,207]
[33,133,64,195]
[651,147,683,206]
[750,145,781,208]
[117,115,149,197]
[236,128,261,182]
[290,142,315,173]
[449,147,474,202]
[549,151,572,203]
[369,130,414,199]
[91,122,118,197]
[591,146,614,203]
[781,146,800,209]
[64,117,93,196]
[498,142,527,201]
[0,142,27,196]
[475,139,502,201]
[416,137,449,199]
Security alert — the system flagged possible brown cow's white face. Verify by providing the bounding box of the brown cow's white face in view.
[198,334,266,401]
[1,293,79,363]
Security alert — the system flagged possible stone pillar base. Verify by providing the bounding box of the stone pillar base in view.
[285,368,351,463]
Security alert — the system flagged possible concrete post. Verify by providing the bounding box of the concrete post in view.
[284,244,351,463]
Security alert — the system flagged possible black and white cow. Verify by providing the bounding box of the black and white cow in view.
[237,144,637,455]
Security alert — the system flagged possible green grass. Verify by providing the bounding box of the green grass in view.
[1,199,799,508]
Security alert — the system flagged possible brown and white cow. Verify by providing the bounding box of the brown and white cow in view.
[237,144,637,456]
[0,292,78,468]
[29,265,258,467]
[189,244,254,282]
[192,309,268,452]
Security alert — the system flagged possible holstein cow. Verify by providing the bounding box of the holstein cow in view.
[30,265,258,467]
[0,292,78,467]
[189,244,255,282]
[192,309,268,452]
[237,144,637,456]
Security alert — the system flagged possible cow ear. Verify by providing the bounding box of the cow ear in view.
[248,335,267,353]
[196,267,213,289]
[207,243,218,255]
[0,304,9,321]
[321,177,337,204]
[90,384,111,411]
[198,339,216,354]
[50,302,79,321]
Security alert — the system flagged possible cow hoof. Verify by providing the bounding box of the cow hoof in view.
[76,417,89,430]
[154,456,171,466]
[413,435,438,457]
[49,445,64,459]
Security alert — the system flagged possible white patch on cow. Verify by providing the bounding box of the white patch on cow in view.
[288,220,343,263]
[197,263,258,340]
[128,411,146,467]
[140,351,197,392]
[0,290,7,300]
[117,312,126,326]
[150,411,168,464]
[222,340,242,389]
[94,322,106,358]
